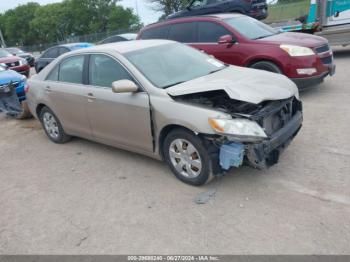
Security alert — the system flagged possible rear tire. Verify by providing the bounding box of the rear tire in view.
[163,129,213,186]
[39,106,71,144]
[250,61,282,74]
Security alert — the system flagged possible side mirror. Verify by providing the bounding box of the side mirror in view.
[112,80,139,93]
[218,35,236,45]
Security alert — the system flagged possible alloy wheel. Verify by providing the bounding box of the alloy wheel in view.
[169,139,202,178]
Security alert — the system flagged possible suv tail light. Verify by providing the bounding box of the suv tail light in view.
[24,84,30,93]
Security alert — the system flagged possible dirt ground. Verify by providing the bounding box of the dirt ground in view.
[0,47,349,255]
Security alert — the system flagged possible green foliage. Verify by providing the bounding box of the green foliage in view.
[0,0,142,46]
[149,0,189,17]
[0,2,40,46]
[265,0,309,23]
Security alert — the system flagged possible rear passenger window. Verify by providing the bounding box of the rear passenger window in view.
[140,26,169,39]
[168,23,196,43]
[58,47,69,56]
[42,47,58,58]
[198,22,231,43]
[58,55,85,84]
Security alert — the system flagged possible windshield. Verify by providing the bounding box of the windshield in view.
[0,49,12,58]
[7,48,22,54]
[224,16,278,40]
[125,43,226,89]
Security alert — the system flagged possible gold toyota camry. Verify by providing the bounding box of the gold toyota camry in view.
[27,40,303,186]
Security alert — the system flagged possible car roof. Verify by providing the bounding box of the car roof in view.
[68,40,174,55]
[145,13,244,28]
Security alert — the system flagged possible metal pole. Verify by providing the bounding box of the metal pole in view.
[0,29,6,48]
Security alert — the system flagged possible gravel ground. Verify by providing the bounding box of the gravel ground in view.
[0,47,350,255]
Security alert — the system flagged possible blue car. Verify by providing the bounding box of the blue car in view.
[0,65,30,118]
[34,42,94,73]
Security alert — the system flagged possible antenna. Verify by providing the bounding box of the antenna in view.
[135,0,139,16]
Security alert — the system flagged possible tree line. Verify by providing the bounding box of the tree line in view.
[0,0,142,47]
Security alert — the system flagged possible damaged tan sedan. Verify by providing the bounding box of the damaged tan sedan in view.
[27,40,303,186]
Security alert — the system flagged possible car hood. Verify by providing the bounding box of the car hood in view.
[0,56,21,63]
[0,69,24,85]
[166,66,298,104]
[258,32,327,48]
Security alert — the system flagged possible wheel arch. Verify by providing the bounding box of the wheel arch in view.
[36,103,47,118]
[245,58,285,74]
[157,124,197,159]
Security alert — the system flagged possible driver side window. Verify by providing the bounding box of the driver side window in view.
[89,54,133,88]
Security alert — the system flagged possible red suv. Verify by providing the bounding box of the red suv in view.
[138,14,335,89]
[0,48,30,77]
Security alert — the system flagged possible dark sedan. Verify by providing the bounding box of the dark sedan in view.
[99,33,137,45]
[34,42,94,73]
[167,0,268,20]
[6,47,35,67]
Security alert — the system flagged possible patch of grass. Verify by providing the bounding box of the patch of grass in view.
[264,1,310,23]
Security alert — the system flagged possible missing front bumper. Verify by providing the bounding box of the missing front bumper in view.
[246,111,303,169]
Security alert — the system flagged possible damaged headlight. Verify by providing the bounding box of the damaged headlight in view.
[208,118,267,142]
[19,59,28,65]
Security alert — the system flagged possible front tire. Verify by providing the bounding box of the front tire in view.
[39,106,71,143]
[250,61,282,74]
[163,129,213,186]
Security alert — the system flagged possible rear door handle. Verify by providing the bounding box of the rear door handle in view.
[45,86,52,93]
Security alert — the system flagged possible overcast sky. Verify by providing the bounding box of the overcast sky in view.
[0,0,161,25]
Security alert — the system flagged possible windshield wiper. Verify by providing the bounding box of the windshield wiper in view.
[253,34,275,40]
[208,67,226,75]
[162,81,186,89]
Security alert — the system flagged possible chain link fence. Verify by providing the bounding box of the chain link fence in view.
[21,28,137,53]
[264,0,310,23]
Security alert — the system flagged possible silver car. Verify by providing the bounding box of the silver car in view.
[27,40,302,186]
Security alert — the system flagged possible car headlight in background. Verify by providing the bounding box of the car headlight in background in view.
[280,44,315,57]
[208,118,267,142]
[19,59,28,65]
[0,63,7,67]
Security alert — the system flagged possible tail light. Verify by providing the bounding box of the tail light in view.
[24,84,30,93]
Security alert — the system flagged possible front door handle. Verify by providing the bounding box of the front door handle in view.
[86,93,96,101]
